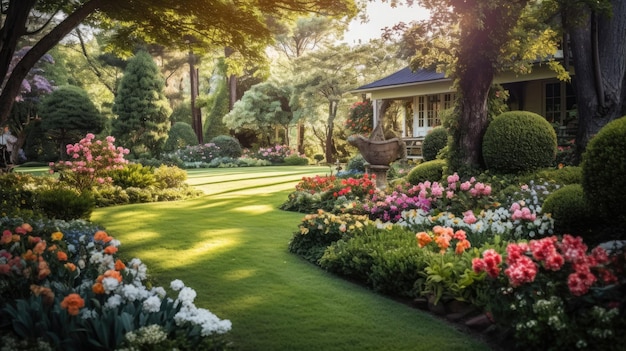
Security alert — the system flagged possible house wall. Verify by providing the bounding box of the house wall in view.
[523,80,544,115]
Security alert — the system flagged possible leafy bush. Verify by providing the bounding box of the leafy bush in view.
[482,111,557,174]
[582,116,626,224]
[0,173,38,217]
[35,187,95,220]
[406,159,446,185]
[164,122,198,152]
[347,154,367,172]
[92,185,131,207]
[422,127,448,161]
[542,184,592,236]
[153,165,187,188]
[173,143,221,164]
[313,154,324,163]
[243,145,295,163]
[125,186,155,203]
[320,225,426,297]
[110,163,156,189]
[533,166,582,185]
[283,154,309,165]
[288,210,370,263]
[210,135,242,158]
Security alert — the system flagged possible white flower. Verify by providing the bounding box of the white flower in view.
[105,294,123,309]
[176,287,197,306]
[174,305,232,336]
[142,295,162,313]
[151,286,166,298]
[121,284,141,301]
[170,279,185,291]
[102,277,120,294]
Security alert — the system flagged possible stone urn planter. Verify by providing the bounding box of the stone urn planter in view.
[347,123,405,190]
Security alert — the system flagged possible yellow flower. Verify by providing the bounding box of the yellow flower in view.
[51,231,63,241]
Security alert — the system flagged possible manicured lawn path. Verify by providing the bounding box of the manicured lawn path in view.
[91,166,492,351]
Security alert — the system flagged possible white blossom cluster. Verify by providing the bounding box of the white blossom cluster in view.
[171,280,232,336]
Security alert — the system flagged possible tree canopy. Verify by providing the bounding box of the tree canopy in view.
[0,0,357,125]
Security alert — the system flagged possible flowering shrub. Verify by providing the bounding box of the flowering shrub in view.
[0,222,231,350]
[172,143,221,164]
[288,210,370,263]
[50,133,130,191]
[243,145,298,163]
[472,235,625,350]
[345,100,373,135]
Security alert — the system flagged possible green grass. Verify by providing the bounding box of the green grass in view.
[91,166,492,351]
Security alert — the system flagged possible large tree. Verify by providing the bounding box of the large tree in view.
[0,0,357,126]
[112,51,171,157]
[558,0,626,161]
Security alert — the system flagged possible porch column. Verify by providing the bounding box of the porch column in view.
[372,99,379,129]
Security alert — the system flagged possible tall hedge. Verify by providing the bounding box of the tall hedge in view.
[581,116,626,224]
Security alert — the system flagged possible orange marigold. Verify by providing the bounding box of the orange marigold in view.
[455,239,472,255]
[57,251,68,262]
[51,231,63,241]
[60,293,85,316]
[92,282,105,294]
[114,259,126,271]
[37,257,51,280]
[104,246,118,255]
[33,241,47,254]
[65,262,77,272]
[416,232,432,248]
[20,223,33,233]
[94,231,112,243]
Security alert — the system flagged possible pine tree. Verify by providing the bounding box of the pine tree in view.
[112,51,171,157]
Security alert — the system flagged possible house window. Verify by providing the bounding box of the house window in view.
[427,94,441,127]
[418,96,425,128]
[545,81,576,128]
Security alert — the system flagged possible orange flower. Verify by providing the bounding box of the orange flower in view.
[104,246,118,255]
[60,293,85,316]
[416,232,432,248]
[12,234,20,242]
[47,244,58,252]
[435,235,451,253]
[98,269,123,283]
[20,223,33,233]
[33,241,47,255]
[114,259,126,271]
[22,249,37,261]
[455,239,471,255]
[94,231,112,243]
[65,262,77,272]
[51,231,63,241]
[92,282,105,294]
[37,257,51,280]
[57,251,68,262]
[31,284,55,305]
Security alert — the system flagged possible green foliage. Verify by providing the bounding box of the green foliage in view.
[320,225,426,298]
[582,116,626,224]
[153,165,187,188]
[406,159,447,185]
[346,154,366,172]
[112,51,172,158]
[283,154,309,165]
[483,111,557,174]
[35,187,95,220]
[210,135,243,158]
[92,185,131,207]
[0,173,37,217]
[164,122,198,152]
[110,163,156,189]
[422,127,448,161]
[541,184,592,235]
[288,211,369,263]
[40,85,105,153]
[313,154,324,163]
[532,166,582,185]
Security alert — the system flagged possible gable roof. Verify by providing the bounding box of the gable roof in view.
[354,67,447,92]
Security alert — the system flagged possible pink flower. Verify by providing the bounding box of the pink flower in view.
[505,256,537,287]
[460,181,471,191]
[463,210,477,224]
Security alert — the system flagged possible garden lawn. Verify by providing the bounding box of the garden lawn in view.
[91,166,492,351]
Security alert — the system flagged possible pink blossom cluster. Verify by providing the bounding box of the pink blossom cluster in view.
[446,173,492,197]
[364,190,431,222]
[243,145,298,163]
[510,202,537,221]
[472,235,617,296]
[50,133,129,189]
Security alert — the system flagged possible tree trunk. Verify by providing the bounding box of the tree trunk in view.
[297,120,305,154]
[569,1,626,163]
[325,100,338,163]
[0,0,105,126]
[0,0,37,87]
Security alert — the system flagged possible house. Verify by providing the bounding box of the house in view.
[351,63,577,159]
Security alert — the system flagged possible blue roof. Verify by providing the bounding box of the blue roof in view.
[355,67,446,91]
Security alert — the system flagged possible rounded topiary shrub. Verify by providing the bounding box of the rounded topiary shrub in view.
[210,135,242,158]
[482,111,557,174]
[164,122,198,152]
[581,116,626,223]
[406,159,446,185]
[542,184,592,235]
[422,127,448,161]
[534,166,582,185]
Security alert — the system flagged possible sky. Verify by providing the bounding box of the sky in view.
[342,1,431,45]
